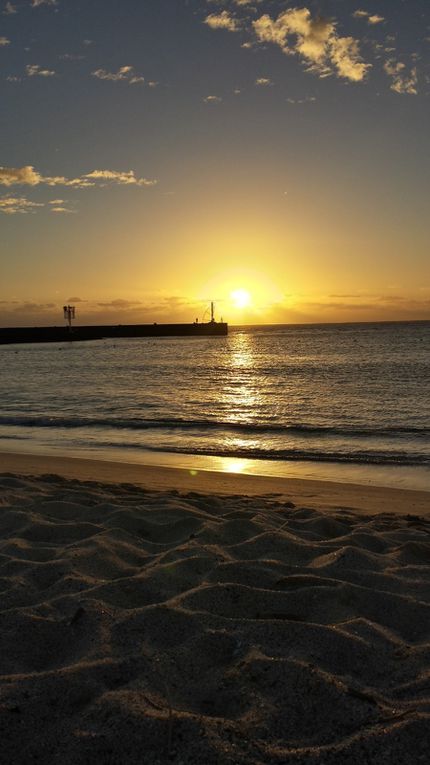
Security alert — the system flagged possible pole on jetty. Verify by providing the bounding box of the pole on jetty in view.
[63,305,75,334]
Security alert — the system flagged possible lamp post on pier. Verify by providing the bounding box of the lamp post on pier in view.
[63,305,75,335]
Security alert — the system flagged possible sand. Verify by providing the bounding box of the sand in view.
[0,453,429,763]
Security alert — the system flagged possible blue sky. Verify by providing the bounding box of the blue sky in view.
[1,0,429,325]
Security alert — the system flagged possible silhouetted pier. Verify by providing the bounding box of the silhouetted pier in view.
[0,322,228,345]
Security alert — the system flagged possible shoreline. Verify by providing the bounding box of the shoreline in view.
[2,438,430,492]
[1,449,429,515]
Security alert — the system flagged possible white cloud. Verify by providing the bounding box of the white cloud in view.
[0,195,44,214]
[3,2,17,14]
[384,59,418,94]
[26,64,56,77]
[92,65,132,81]
[205,11,238,32]
[330,36,368,82]
[0,165,158,188]
[92,66,144,84]
[368,15,385,25]
[31,0,58,7]
[83,170,156,186]
[253,8,370,83]
[0,166,42,186]
[49,198,76,213]
[353,10,384,25]
[0,35,10,45]
[203,95,222,103]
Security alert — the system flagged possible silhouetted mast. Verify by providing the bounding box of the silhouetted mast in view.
[211,301,215,322]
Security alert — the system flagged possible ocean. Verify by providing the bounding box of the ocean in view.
[1,321,429,491]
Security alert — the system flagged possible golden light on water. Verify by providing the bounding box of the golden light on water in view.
[221,458,247,474]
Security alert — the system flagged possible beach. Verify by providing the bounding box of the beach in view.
[2,0,430,760]
[1,453,429,763]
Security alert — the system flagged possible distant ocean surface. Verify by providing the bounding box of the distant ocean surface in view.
[1,322,429,490]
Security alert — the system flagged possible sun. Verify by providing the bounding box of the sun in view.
[231,288,251,309]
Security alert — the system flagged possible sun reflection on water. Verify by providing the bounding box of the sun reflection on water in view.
[221,332,261,426]
[220,458,248,474]
[229,331,255,369]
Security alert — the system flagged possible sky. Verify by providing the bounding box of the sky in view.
[1,0,429,326]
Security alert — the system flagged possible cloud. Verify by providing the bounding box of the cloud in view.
[97,299,143,309]
[0,295,210,326]
[0,301,60,327]
[204,11,238,32]
[252,8,370,82]
[0,165,157,188]
[92,66,144,84]
[265,293,430,323]
[368,15,385,25]
[203,95,222,103]
[26,64,56,77]
[353,10,385,25]
[0,190,77,216]
[60,53,86,61]
[330,36,368,81]
[0,195,44,214]
[31,0,58,7]
[384,59,418,94]
[255,77,273,86]
[15,301,56,312]
[3,2,17,14]
[0,166,42,186]
[0,36,10,45]
[83,170,156,187]
[287,95,316,104]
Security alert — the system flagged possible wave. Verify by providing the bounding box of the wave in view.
[1,414,430,440]
[98,442,430,467]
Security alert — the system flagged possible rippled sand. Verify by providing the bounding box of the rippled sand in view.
[0,472,429,763]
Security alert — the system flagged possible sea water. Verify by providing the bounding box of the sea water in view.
[0,322,429,490]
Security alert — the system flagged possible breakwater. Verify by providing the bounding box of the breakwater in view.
[0,322,228,345]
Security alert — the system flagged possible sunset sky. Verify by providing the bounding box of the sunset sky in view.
[1,0,429,326]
